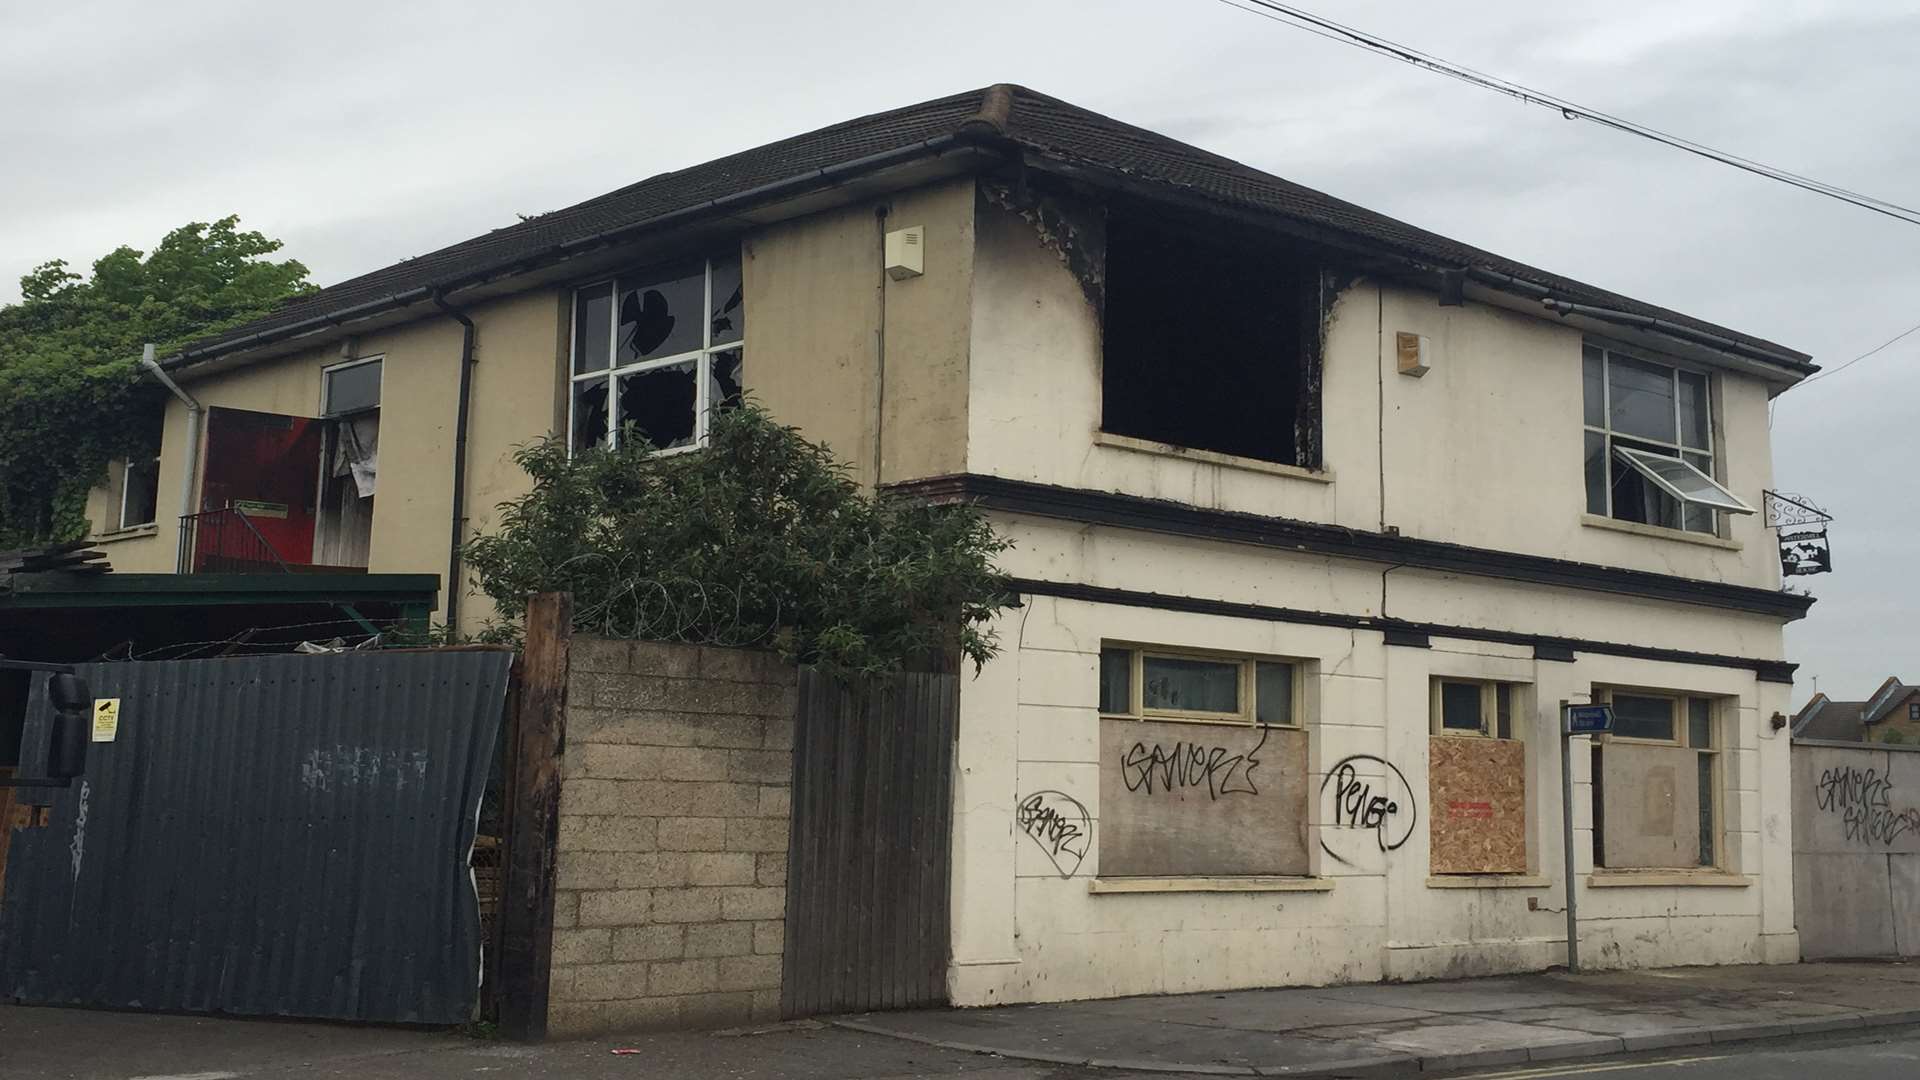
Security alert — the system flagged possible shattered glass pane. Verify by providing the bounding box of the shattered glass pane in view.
[708,347,744,411]
[710,255,745,345]
[618,361,697,449]
[573,283,613,374]
[571,377,609,451]
[617,267,703,363]
[1607,355,1677,443]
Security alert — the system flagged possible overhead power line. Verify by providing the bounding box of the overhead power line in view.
[1211,0,1920,228]
[1797,319,1920,387]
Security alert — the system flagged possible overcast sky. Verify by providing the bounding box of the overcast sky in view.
[4,1,1913,704]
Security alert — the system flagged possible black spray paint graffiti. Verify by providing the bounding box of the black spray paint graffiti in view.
[1318,755,1417,866]
[1119,726,1267,800]
[1017,790,1092,878]
[1814,764,1920,847]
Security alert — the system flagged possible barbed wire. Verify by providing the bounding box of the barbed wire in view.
[569,574,780,649]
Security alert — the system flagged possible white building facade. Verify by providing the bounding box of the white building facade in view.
[894,181,1810,1007]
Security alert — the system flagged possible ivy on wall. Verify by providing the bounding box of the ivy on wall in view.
[0,217,314,545]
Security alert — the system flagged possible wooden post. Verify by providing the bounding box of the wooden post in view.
[497,592,571,1040]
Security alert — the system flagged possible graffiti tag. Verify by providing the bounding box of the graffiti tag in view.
[1017,790,1092,878]
[1815,764,1920,847]
[1318,755,1417,865]
[1119,726,1267,800]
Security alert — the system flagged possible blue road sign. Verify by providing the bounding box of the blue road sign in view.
[1564,704,1614,735]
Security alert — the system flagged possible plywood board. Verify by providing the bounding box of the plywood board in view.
[1098,718,1309,877]
[1428,736,1527,874]
[1599,742,1701,869]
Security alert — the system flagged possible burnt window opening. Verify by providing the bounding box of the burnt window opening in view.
[1101,215,1321,468]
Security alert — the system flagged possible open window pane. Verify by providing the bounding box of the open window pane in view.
[1607,355,1677,443]
[1609,440,1681,529]
[571,377,609,451]
[573,283,614,374]
[1440,682,1484,731]
[710,255,744,345]
[323,361,381,415]
[121,457,159,528]
[1142,655,1239,714]
[1255,662,1294,727]
[1611,693,1676,741]
[1614,446,1753,514]
[617,268,704,363]
[617,362,698,449]
[1099,648,1131,714]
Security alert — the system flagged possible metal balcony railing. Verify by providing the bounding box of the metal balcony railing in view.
[177,508,290,574]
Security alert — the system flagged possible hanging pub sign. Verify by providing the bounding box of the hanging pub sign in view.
[1763,490,1833,577]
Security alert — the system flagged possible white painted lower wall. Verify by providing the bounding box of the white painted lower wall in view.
[947,518,1798,1007]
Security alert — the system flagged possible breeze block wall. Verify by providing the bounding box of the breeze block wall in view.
[548,637,796,1036]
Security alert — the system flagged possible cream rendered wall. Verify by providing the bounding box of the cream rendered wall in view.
[84,289,566,633]
[950,515,1796,1005]
[964,196,1782,591]
[742,176,975,490]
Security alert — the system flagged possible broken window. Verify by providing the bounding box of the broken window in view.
[118,454,160,530]
[570,254,746,453]
[1431,679,1517,740]
[315,358,380,568]
[1590,687,1720,870]
[1582,344,1750,534]
[1100,215,1319,467]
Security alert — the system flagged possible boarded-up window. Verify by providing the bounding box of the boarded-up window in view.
[1428,679,1527,875]
[1429,736,1527,874]
[1592,687,1719,869]
[1099,717,1310,877]
[1097,646,1309,877]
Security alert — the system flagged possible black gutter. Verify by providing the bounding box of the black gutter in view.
[1013,578,1798,684]
[1467,268,1816,374]
[164,133,982,371]
[887,474,1815,621]
[433,293,477,634]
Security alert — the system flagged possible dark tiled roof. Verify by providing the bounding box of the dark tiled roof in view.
[1865,682,1917,725]
[1793,697,1868,741]
[177,85,1813,369]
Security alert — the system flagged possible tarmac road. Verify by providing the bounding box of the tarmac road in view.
[1441,1027,1920,1080]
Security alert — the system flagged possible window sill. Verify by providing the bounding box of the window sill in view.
[1094,431,1333,484]
[1586,870,1751,888]
[1088,875,1334,894]
[1427,874,1550,889]
[1580,514,1741,551]
[88,524,159,544]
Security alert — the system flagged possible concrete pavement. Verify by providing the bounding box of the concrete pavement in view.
[4,961,1920,1079]
[837,961,1920,1075]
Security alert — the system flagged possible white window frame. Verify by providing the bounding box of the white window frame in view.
[117,454,160,530]
[1592,685,1721,869]
[1582,343,1746,533]
[1429,677,1520,739]
[567,257,744,455]
[321,355,384,417]
[1098,644,1303,729]
[1612,447,1753,515]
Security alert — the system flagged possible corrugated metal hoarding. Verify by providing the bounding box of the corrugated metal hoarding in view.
[0,650,510,1024]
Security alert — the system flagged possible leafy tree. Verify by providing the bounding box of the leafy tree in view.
[0,217,314,544]
[463,404,1017,677]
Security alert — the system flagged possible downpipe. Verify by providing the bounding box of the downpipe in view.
[138,343,204,573]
